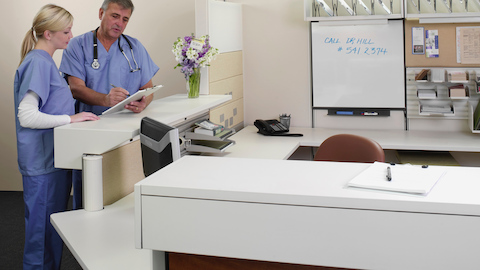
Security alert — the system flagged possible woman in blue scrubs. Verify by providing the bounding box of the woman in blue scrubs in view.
[14,5,100,270]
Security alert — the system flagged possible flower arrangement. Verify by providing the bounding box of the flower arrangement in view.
[172,34,219,98]
[172,34,219,78]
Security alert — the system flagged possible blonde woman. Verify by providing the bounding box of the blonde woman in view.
[14,4,99,270]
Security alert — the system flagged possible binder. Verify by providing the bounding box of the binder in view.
[474,101,480,130]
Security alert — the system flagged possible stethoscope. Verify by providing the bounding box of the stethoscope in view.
[91,27,141,72]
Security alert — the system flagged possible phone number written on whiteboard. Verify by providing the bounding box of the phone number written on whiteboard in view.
[324,37,388,56]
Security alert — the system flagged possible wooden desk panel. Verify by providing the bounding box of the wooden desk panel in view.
[169,253,348,270]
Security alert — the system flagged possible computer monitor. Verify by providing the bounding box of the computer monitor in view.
[140,117,181,177]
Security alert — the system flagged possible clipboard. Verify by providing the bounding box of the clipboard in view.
[102,85,163,115]
[347,162,446,195]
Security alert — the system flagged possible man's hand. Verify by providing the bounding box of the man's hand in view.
[124,80,155,113]
[124,95,148,113]
[105,87,130,107]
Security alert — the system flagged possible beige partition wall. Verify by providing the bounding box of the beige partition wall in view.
[196,0,244,129]
[101,140,145,205]
[208,51,244,129]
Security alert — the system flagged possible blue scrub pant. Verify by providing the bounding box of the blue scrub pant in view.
[72,169,83,210]
[23,170,72,270]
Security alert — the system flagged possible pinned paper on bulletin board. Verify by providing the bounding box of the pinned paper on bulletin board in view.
[426,30,439,58]
[456,26,480,64]
[412,27,425,55]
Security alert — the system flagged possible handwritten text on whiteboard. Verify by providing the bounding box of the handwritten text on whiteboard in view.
[324,37,388,56]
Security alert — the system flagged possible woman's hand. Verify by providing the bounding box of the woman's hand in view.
[70,112,100,123]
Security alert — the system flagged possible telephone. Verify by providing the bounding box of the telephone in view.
[254,119,303,137]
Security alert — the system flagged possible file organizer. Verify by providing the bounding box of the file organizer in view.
[305,0,404,19]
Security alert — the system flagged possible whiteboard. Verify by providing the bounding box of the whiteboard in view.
[311,20,405,109]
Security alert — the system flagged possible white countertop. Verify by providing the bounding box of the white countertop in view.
[54,94,231,169]
[51,194,152,270]
[220,126,480,161]
[53,122,480,270]
[137,155,480,217]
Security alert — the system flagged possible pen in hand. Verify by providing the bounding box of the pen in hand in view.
[110,84,130,97]
[386,166,392,181]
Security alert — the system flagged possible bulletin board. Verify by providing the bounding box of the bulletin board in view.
[405,20,480,67]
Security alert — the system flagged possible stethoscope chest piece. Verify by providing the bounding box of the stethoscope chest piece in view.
[91,27,140,72]
[91,59,100,69]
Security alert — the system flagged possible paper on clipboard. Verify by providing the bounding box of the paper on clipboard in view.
[102,85,163,115]
[347,162,446,195]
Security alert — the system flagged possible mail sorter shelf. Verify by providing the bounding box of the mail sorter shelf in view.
[407,67,479,120]
[174,112,236,154]
[304,0,404,20]
[417,101,455,116]
[412,69,471,83]
[416,85,470,100]
[184,130,235,153]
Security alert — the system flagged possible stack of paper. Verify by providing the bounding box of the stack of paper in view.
[448,71,468,81]
[347,162,446,195]
[420,104,453,114]
[448,85,467,98]
[417,89,437,99]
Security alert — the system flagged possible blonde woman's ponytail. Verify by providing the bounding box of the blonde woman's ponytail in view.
[19,28,37,66]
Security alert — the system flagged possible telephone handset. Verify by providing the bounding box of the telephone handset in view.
[254,119,303,137]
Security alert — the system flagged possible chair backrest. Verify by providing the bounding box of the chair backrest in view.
[313,134,385,163]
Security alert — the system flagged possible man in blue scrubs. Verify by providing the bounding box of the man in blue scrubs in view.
[60,0,159,115]
[60,0,159,208]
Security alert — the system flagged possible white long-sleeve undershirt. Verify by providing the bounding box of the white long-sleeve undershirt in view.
[18,90,71,129]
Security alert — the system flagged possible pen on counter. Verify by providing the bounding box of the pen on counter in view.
[386,166,392,181]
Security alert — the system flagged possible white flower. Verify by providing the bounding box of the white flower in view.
[186,48,198,60]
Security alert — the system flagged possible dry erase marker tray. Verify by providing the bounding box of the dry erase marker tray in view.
[327,108,391,116]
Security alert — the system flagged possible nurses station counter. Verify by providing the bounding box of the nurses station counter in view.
[134,155,480,270]
[52,100,480,269]
[54,94,232,170]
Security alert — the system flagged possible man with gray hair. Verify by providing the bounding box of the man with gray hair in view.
[60,0,159,208]
[61,0,158,116]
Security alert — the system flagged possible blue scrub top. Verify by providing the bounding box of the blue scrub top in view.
[59,31,159,115]
[14,50,75,176]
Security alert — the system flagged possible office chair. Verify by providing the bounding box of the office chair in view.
[313,134,385,163]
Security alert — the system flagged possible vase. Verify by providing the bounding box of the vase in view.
[187,68,201,98]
